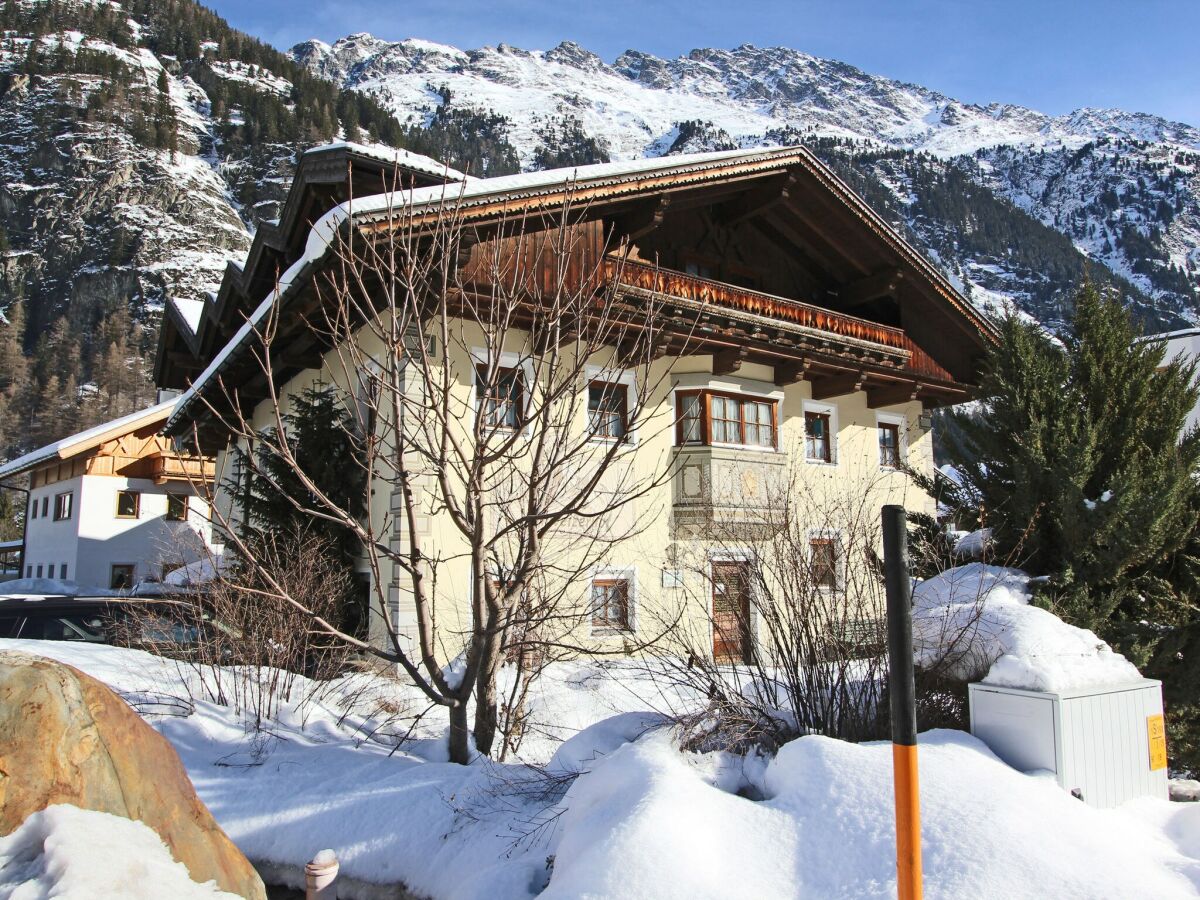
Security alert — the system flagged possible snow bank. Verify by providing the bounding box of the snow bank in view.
[6,640,1193,900]
[0,805,242,899]
[912,564,1142,692]
[545,729,1198,899]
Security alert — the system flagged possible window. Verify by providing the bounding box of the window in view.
[592,578,630,630]
[476,364,524,430]
[30,498,37,520]
[53,492,73,521]
[810,538,839,591]
[116,490,140,519]
[110,564,135,590]
[41,496,48,518]
[588,381,628,440]
[59,564,68,580]
[879,422,901,469]
[166,493,188,521]
[35,565,43,578]
[805,411,832,463]
[675,390,777,449]
[25,565,31,578]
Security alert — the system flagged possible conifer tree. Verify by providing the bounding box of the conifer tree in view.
[940,284,1200,638]
[238,386,368,636]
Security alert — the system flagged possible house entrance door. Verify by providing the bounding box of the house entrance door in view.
[711,560,751,663]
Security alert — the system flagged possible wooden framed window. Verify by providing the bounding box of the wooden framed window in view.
[878,422,901,469]
[810,538,839,591]
[476,364,524,430]
[53,492,73,521]
[110,564,135,590]
[115,490,140,519]
[675,390,778,449]
[805,411,832,463]
[591,578,630,630]
[166,493,188,521]
[588,380,628,440]
[677,391,704,444]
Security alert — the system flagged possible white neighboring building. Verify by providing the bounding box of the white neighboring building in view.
[0,400,220,591]
[1150,327,1200,432]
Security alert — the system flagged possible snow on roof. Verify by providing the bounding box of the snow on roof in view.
[166,147,800,433]
[168,296,205,337]
[1139,326,1200,342]
[0,398,176,481]
[304,140,476,183]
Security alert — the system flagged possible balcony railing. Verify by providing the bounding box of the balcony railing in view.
[150,455,215,484]
[605,259,956,382]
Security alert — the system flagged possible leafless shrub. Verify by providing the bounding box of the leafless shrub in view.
[121,532,354,731]
[639,465,895,752]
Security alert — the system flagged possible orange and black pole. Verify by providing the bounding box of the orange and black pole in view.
[882,504,923,900]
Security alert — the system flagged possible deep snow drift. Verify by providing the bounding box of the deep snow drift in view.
[4,639,1200,899]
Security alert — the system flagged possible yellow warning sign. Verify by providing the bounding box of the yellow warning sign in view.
[1147,714,1167,771]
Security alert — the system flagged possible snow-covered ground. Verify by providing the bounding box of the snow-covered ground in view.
[0,805,243,899]
[4,637,1200,899]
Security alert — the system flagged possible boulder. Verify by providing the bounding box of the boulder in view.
[0,651,266,900]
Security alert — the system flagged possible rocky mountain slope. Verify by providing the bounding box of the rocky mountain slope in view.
[293,36,1200,328]
[0,0,404,457]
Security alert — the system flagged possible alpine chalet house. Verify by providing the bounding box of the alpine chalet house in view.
[156,141,996,662]
[0,400,219,591]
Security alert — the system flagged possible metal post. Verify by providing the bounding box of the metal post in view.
[882,504,922,900]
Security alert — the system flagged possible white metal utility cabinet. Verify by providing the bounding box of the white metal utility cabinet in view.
[968,679,1168,808]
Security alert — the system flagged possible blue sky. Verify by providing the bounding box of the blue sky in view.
[207,0,1200,126]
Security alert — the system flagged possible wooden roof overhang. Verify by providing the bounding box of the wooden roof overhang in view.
[154,144,470,389]
[165,147,996,444]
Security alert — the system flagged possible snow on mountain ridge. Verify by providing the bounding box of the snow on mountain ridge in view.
[294,34,1200,161]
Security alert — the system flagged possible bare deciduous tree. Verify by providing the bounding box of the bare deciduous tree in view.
[197,181,685,762]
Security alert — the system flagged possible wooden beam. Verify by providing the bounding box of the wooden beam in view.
[610,196,672,244]
[712,347,749,376]
[756,210,856,283]
[839,268,904,310]
[616,337,669,367]
[810,370,866,401]
[777,198,872,277]
[867,380,921,409]
[773,358,811,386]
[716,173,797,227]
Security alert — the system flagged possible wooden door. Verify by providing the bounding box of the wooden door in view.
[711,561,751,664]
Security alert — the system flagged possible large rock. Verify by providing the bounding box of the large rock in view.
[0,651,267,900]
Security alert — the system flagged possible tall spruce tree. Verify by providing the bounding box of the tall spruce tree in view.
[941,284,1200,639]
[238,385,368,637]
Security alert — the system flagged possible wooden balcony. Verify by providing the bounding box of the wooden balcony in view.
[150,454,215,485]
[604,259,955,384]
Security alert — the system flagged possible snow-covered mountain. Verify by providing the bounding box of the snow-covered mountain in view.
[292,35,1200,327]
